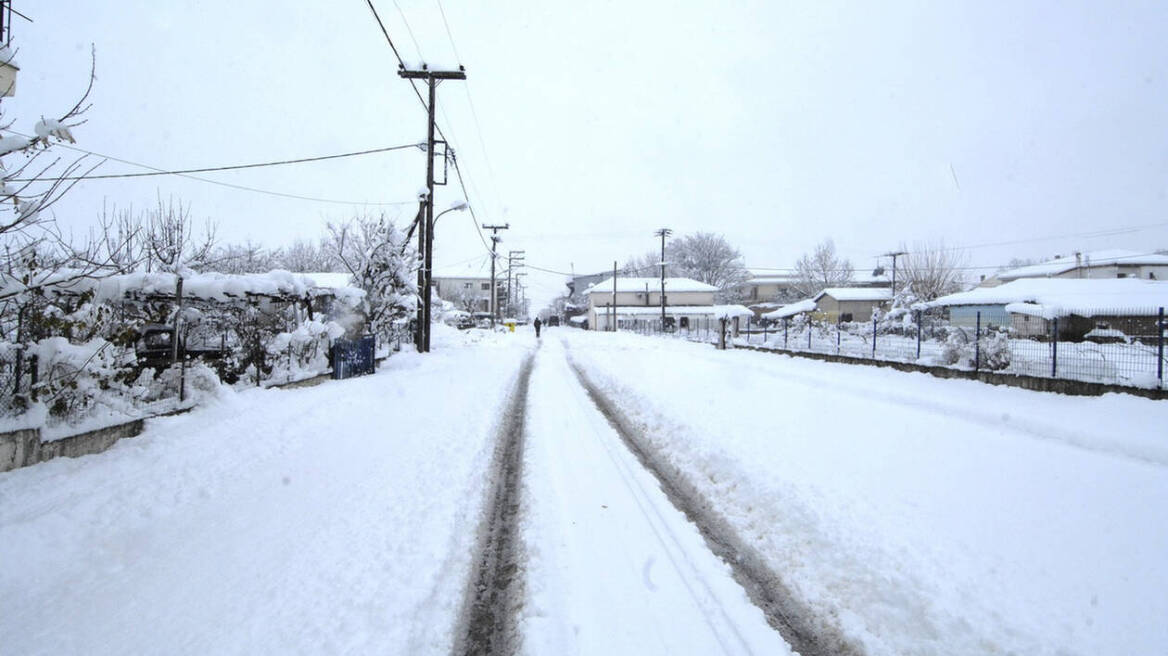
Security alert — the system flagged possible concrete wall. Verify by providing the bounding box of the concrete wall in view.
[0,419,145,473]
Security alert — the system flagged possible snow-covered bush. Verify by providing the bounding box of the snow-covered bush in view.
[145,362,223,404]
[19,336,142,424]
[266,319,343,382]
[979,328,1012,371]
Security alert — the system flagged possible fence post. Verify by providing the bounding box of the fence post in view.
[872,316,877,358]
[975,311,981,373]
[1051,317,1058,378]
[763,321,768,344]
[916,310,922,360]
[808,321,812,350]
[836,315,841,354]
[784,317,789,349]
[1158,307,1164,388]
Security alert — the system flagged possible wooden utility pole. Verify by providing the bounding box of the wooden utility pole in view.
[611,260,618,332]
[482,224,510,328]
[398,65,466,352]
[655,228,672,329]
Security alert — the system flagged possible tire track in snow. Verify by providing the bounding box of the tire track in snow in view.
[451,349,536,656]
[565,348,863,656]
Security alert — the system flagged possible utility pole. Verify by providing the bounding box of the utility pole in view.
[612,260,618,332]
[507,250,525,318]
[880,250,907,298]
[482,224,509,328]
[655,228,672,328]
[399,64,466,353]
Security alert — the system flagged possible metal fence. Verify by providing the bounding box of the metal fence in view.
[621,307,1168,390]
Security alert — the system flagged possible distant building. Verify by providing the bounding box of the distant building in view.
[432,276,492,312]
[983,250,1168,287]
[586,276,754,332]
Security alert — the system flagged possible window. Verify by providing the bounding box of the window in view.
[840,313,854,322]
[463,282,473,289]
[481,282,490,290]
[1116,273,1128,279]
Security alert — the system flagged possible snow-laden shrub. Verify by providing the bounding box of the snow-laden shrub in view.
[941,328,972,367]
[145,362,223,404]
[979,328,1012,371]
[19,337,142,423]
[265,319,344,382]
[939,326,1012,370]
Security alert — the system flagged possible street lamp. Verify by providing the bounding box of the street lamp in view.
[434,200,469,226]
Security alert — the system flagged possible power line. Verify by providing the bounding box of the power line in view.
[6,131,418,206]
[392,0,426,61]
[7,141,423,181]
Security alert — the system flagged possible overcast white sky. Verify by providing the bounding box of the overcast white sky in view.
[8,1,1168,309]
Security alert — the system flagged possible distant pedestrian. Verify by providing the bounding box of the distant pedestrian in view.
[533,317,542,338]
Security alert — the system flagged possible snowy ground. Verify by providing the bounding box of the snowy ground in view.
[564,328,1168,655]
[3,323,1165,655]
[0,326,532,655]
[519,338,789,655]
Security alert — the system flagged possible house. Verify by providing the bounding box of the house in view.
[928,278,1168,340]
[738,270,799,303]
[811,287,892,322]
[432,275,492,313]
[983,250,1168,287]
[585,276,753,332]
[760,287,892,323]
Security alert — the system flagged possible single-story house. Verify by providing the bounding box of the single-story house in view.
[928,278,1168,340]
[586,277,716,330]
[981,249,1168,287]
[760,288,891,323]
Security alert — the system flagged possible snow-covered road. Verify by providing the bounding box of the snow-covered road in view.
[519,338,790,655]
[565,328,1168,656]
[4,324,1165,655]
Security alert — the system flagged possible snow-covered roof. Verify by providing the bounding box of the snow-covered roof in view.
[997,250,1168,281]
[929,278,1168,317]
[814,287,893,302]
[301,272,353,289]
[600,305,752,318]
[762,299,817,319]
[585,277,718,294]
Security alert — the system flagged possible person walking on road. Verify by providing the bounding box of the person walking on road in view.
[533,317,542,338]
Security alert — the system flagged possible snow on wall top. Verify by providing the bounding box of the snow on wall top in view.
[928,278,1168,317]
[2,270,364,302]
[762,298,817,319]
[815,287,893,302]
[997,249,1168,281]
[584,277,718,294]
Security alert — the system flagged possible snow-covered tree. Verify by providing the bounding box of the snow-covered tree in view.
[897,241,967,301]
[621,232,749,302]
[326,213,417,341]
[793,238,854,297]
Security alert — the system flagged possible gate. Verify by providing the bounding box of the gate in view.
[332,335,376,380]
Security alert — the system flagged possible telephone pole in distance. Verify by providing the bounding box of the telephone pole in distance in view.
[482,223,509,328]
[655,228,672,328]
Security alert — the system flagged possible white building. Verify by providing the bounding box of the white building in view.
[585,277,750,332]
[984,249,1168,287]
